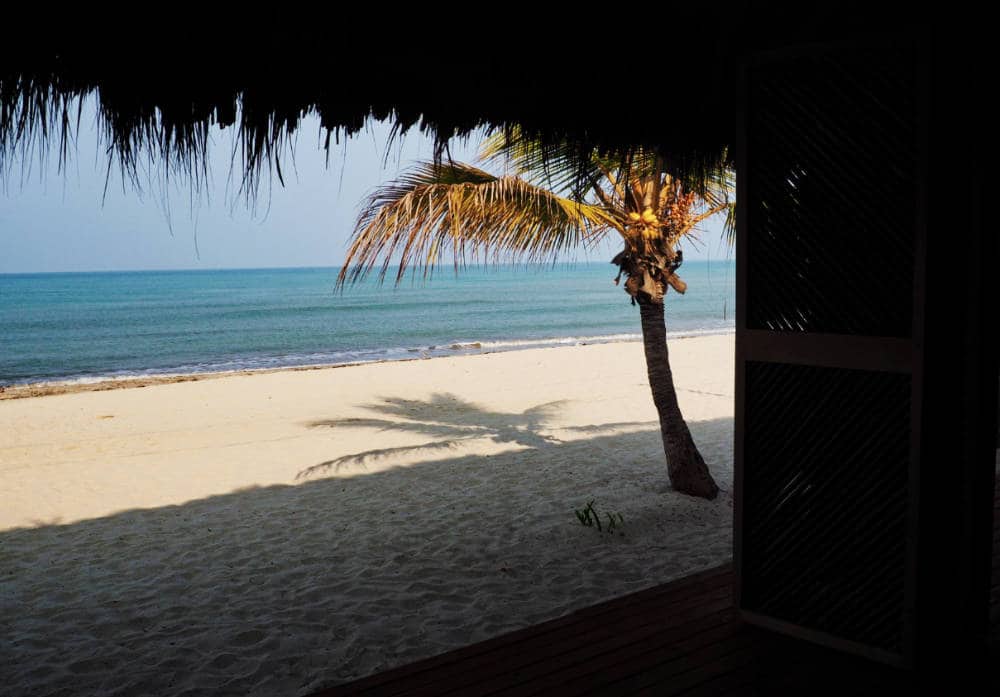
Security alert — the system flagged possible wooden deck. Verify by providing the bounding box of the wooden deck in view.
[315,480,1000,697]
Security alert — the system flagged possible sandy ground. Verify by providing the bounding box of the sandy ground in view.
[0,335,735,696]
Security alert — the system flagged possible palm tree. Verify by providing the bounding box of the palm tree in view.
[337,134,734,499]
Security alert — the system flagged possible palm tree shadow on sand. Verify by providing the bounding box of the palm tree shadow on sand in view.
[298,392,654,480]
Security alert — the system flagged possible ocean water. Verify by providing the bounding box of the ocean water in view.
[0,261,734,386]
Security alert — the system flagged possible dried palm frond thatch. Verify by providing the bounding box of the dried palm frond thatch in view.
[0,24,742,200]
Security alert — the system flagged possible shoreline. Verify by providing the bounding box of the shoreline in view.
[0,329,734,401]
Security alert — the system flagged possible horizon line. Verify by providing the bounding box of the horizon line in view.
[0,258,736,276]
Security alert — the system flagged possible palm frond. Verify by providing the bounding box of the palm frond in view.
[482,128,733,200]
[337,161,620,287]
[483,129,736,234]
[481,129,661,204]
[677,163,736,247]
[701,168,736,248]
[479,127,615,197]
[696,162,736,206]
[723,201,737,248]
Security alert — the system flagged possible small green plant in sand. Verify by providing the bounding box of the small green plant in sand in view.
[574,500,624,534]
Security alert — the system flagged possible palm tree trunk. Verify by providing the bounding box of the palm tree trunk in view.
[638,296,719,499]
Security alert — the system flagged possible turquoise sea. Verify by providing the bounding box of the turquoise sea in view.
[0,261,735,386]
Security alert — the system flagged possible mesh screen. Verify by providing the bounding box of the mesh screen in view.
[742,361,910,653]
[747,48,917,336]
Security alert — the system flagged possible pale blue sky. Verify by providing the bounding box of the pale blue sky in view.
[0,101,730,273]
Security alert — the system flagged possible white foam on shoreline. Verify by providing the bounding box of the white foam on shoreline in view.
[4,328,735,391]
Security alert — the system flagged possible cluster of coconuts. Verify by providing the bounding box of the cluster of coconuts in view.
[663,192,698,227]
[627,208,661,240]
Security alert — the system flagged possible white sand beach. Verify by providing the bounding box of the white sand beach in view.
[0,335,735,696]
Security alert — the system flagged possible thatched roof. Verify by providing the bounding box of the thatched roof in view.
[0,10,935,193]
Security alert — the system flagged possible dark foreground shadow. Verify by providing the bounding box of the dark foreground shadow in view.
[1,415,734,697]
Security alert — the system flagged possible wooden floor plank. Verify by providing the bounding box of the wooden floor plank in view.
[489,612,743,697]
[375,600,736,697]
[427,601,737,697]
